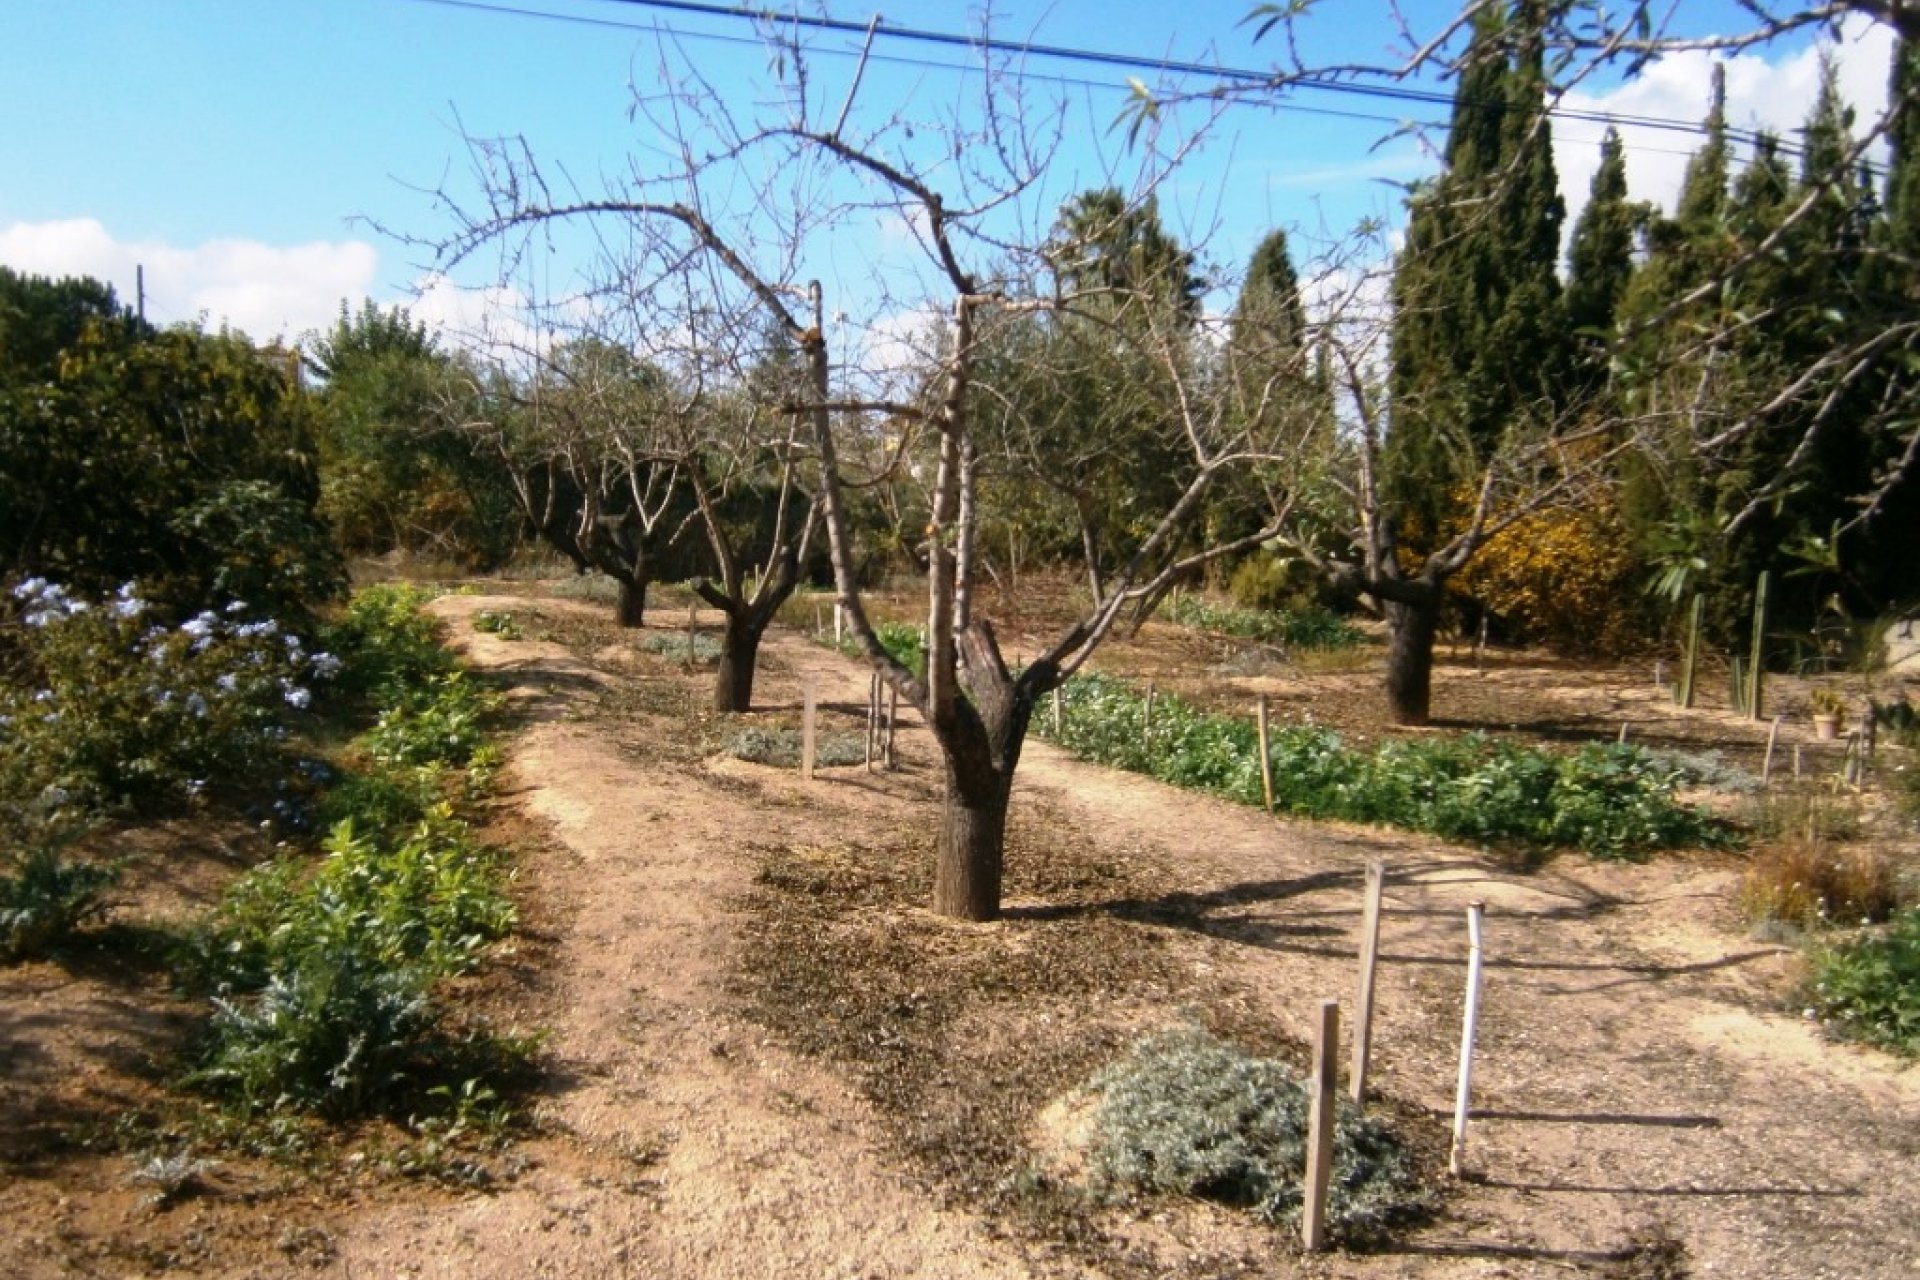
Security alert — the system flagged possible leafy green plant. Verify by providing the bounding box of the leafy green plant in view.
[1042,672,1717,858]
[1162,591,1363,651]
[0,789,119,960]
[362,671,501,770]
[834,620,926,677]
[182,585,522,1118]
[1808,908,1920,1057]
[1086,1026,1428,1240]
[470,610,523,640]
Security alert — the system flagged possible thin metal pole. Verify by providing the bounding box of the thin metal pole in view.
[1450,901,1487,1178]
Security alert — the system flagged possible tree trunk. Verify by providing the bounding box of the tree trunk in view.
[1384,595,1440,726]
[929,648,1037,923]
[616,577,648,628]
[933,755,1013,922]
[714,617,761,713]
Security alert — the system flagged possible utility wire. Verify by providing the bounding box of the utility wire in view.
[403,0,1847,161]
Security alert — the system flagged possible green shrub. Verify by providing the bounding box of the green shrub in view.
[317,583,453,709]
[836,620,925,676]
[1161,591,1363,651]
[1043,672,1717,858]
[1086,1027,1427,1240]
[1226,554,1329,615]
[639,629,724,663]
[0,578,336,813]
[1809,908,1920,1057]
[183,585,519,1118]
[0,789,119,960]
[722,726,868,769]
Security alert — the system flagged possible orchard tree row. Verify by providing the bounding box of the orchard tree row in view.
[6,2,1918,924]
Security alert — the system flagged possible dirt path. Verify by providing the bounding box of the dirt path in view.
[1009,747,1920,1278]
[14,588,1908,1279]
[359,593,1914,1280]
[332,597,1040,1280]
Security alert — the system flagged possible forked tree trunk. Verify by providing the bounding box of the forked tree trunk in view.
[714,617,762,713]
[930,669,1036,922]
[1383,594,1440,727]
[616,577,648,628]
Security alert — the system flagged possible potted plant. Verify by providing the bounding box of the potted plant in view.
[1809,687,1846,741]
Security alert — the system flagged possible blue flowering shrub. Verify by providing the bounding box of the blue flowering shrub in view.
[0,577,337,813]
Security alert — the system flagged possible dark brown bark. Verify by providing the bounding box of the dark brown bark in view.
[1383,594,1440,726]
[616,577,648,628]
[933,754,1014,921]
[714,616,762,712]
[929,630,1046,922]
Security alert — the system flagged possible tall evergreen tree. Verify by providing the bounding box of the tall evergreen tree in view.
[1388,0,1567,530]
[1050,188,1206,323]
[1365,0,1569,723]
[1564,129,1640,396]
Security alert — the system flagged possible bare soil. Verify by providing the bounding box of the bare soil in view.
[2,580,1916,1279]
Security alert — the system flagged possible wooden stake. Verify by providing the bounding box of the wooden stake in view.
[802,682,817,781]
[1653,659,1666,691]
[1142,681,1156,753]
[1762,715,1782,784]
[1450,901,1487,1179]
[1748,570,1770,721]
[833,603,844,645]
[1051,687,1063,738]
[1351,861,1385,1106]
[865,672,879,772]
[1302,999,1340,1252]
[686,601,697,667]
[1256,694,1275,815]
[885,685,898,769]
[1617,722,1629,745]
[1793,744,1803,779]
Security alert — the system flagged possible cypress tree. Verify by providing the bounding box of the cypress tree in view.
[1388,0,1567,532]
[1564,129,1640,397]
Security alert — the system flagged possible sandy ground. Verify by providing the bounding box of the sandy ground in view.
[2,587,1915,1278]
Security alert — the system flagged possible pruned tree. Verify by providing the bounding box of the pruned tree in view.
[417,23,1299,921]
[444,336,687,628]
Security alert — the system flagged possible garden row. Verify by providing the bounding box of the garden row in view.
[1030,667,1919,1057]
[2,581,526,1126]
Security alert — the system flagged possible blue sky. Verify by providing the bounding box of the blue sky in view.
[0,1,1900,344]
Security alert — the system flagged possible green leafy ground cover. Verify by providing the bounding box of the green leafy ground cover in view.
[1160,593,1364,651]
[1038,671,1719,860]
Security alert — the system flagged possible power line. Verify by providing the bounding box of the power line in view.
[403,0,1845,162]
[582,0,1811,152]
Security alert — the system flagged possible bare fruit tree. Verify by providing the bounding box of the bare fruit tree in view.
[443,335,687,629]
[419,23,1309,921]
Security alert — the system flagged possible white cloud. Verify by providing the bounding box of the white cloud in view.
[1555,17,1896,234]
[0,218,379,342]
